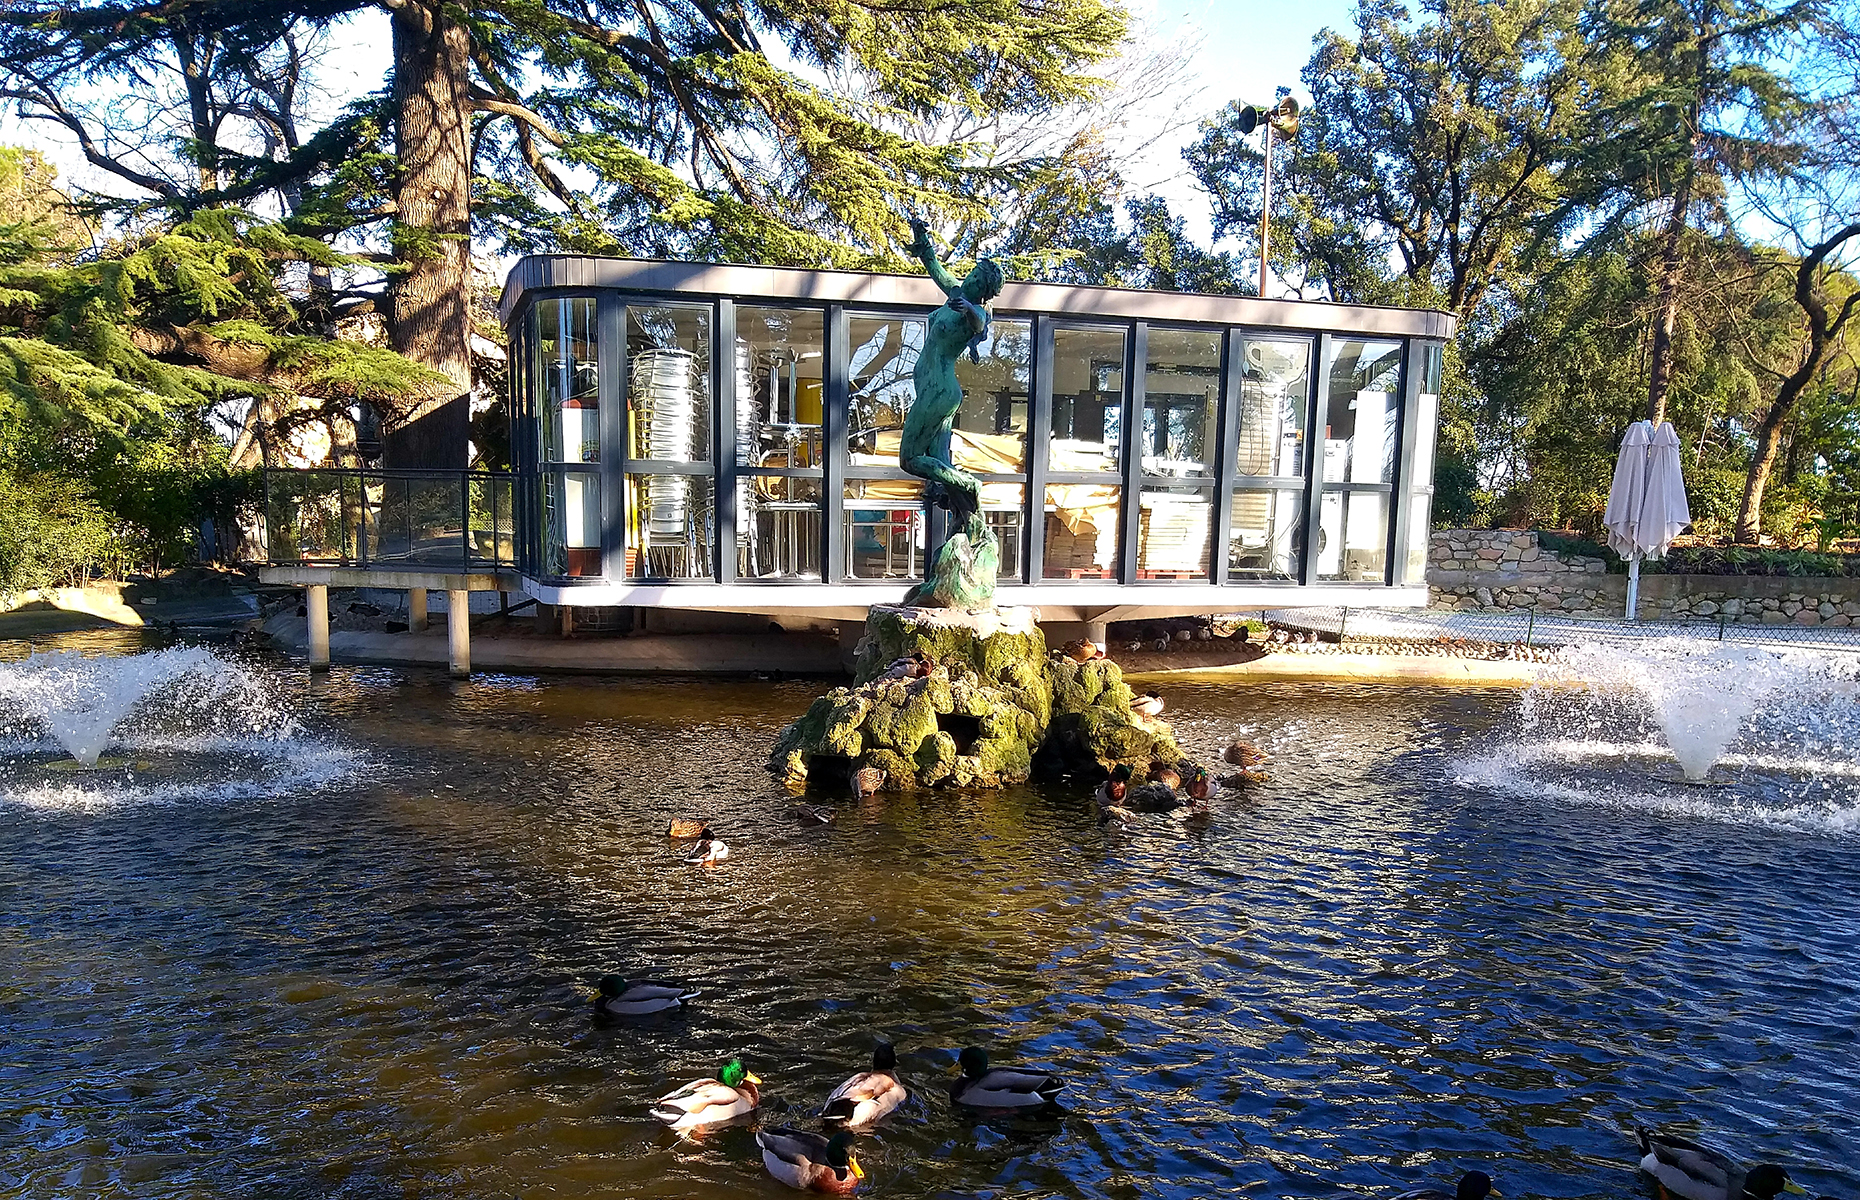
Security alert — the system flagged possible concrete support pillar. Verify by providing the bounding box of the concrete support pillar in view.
[306,584,330,670]
[1085,620,1108,646]
[408,587,428,632]
[447,589,471,678]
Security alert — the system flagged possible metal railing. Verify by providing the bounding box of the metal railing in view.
[259,469,517,571]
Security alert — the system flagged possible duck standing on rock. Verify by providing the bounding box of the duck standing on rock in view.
[684,828,730,865]
[950,1046,1067,1111]
[821,1040,908,1128]
[1095,764,1137,828]
[757,1127,864,1193]
[1185,767,1220,802]
[1223,740,1268,767]
[592,974,699,1017]
[880,651,933,680]
[849,764,885,798]
[1061,638,1105,663]
[1131,690,1165,718]
[651,1058,762,1134]
[1146,760,1181,790]
[1636,1128,1807,1200]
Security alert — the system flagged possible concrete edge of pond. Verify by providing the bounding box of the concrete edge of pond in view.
[1121,653,1546,688]
[310,628,846,675]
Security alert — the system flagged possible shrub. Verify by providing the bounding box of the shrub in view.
[0,467,117,598]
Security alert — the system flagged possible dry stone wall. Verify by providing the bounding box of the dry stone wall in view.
[1427,529,1860,625]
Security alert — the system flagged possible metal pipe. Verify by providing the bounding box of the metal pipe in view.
[632,347,696,540]
[1259,119,1274,299]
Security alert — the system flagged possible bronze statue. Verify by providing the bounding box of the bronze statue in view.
[898,218,1005,610]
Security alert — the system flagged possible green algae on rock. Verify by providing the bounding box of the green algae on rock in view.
[770,605,1180,791]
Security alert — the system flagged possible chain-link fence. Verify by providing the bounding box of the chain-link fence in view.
[1254,605,1860,654]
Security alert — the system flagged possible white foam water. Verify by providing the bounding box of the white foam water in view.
[0,647,362,808]
[1465,639,1860,837]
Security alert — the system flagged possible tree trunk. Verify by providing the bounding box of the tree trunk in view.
[1646,105,1700,427]
[384,0,474,468]
[1734,223,1860,544]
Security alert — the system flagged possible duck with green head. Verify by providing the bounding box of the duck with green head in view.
[1390,1171,1501,1200]
[820,1040,907,1129]
[592,973,699,1017]
[1637,1128,1807,1200]
[650,1057,762,1134]
[757,1127,864,1193]
[949,1045,1066,1110]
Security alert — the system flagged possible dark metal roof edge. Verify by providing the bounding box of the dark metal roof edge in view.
[497,254,1457,339]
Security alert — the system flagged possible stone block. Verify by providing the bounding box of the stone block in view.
[1477,548,1504,561]
[1761,611,1787,624]
[1694,600,1719,616]
[1820,602,1837,618]
[1795,610,1821,625]
[1829,615,1852,627]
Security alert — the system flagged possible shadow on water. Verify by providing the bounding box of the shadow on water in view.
[0,638,1856,1199]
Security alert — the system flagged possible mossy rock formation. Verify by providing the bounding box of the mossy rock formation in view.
[770,606,1179,791]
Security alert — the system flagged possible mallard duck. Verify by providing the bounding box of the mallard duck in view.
[1637,1129,1806,1200]
[1131,690,1165,718]
[1223,740,1268,767]
[650,1058,762,1133]
[1146,761,1181,790]
[667,816,708,838]
[1061,638,1105,663]
[949,1046,1066,1110]
[1390,1171,1500,1200]
[821,1040,907,1128]
[789,803,836,826]
[684,828,729,865]
[880,652,932,680]
[849,765,885,798]
[757,1127,863,1193]
[1094,763,1133,807]
[592,974,699,1016]
[1185,767,1219,802]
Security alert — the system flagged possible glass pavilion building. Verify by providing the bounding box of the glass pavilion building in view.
[498,256,1453,621]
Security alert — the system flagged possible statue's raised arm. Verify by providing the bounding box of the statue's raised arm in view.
[909,218,964,298]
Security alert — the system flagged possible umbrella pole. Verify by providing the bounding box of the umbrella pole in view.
[1627,553,1640,621]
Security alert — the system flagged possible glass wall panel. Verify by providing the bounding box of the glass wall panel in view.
[1049,326,1126,473]
[1404,490,1433,583]
[1138,485,1213,578]
[628,306,712,463]
[1044,483,1120,578]
[1141,328,1221,479]
[535,298,598,463]
[1317,489,1390,582]
[1234,336,1310,478]
[847,315,925,456]
[1228,488,1303,580]
[1410,343,1441,488]
[955,318,1031,468]
[739,475,822,580]
[627,474,714,579]
[844,480,923,580]
[980,482,1025,582]
[736,306,825,469]
[542,469,601,577]
[1321,338,1402,485]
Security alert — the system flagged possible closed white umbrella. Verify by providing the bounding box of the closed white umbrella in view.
[1639,421,1691,556]
[1603,420,1653,559]
[1602,420,1689,620]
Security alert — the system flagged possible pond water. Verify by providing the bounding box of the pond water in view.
[2,630,1856,1199]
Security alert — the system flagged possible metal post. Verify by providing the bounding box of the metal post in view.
[1338,606,1347,642]
[1525,605,1536,650]
[447,588,471,678]
[1719,613,1727,641]
[1259,120,1274,299]
[306,584,329,670]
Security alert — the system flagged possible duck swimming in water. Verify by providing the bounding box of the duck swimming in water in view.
[849,764,885,798]
[1185,767,1219,802]
[592,974,699,1016]
[666,816,708,838]
[1389,1171,1501,1200]
[820,1040,908,1128]
[651,1057,762,1134]
[950,1045,1066,1110]
[1637,1128,1806,1200]
[684,828,729,865]
[757,1127,864,1193]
